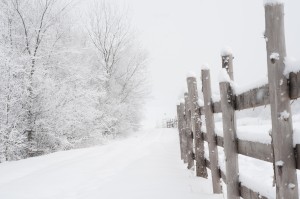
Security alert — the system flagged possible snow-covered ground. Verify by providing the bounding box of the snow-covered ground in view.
[0,128,223,199]
[2,114,300,199]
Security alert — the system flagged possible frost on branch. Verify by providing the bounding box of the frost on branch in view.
[0,128,26,162]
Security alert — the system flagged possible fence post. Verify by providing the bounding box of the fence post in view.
[184,92,194,169]
[219,52,239,199]
[177,105,184,160]
[201,68,222,193]
[222,48,234,81]
[180,102,188,163]
[187,76,208,178]
[264,2,299,198]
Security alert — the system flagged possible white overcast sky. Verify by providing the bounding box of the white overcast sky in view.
[81,0,300,128]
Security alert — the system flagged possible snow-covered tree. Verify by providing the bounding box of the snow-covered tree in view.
[86,0,149,136]
[0,0,149,162]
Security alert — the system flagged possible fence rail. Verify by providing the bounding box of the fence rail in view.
[176,3,300,199]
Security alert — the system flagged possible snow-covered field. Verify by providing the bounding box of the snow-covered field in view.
[0,129,223,199]
[2,114,300,199]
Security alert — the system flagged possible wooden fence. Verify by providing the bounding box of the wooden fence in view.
[176,3,300,199]
[166,119,178,128]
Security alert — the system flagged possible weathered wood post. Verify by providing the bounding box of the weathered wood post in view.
[219,51,239,199]
[187,75,208,177]
[264,2,299,198]
[221,48,234,81]
[201,66,222,193]
[180,102,188,163]
[184,92,194,169]
[177,104,184,160]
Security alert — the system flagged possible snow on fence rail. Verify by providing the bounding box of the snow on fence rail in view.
[176,3,300,199]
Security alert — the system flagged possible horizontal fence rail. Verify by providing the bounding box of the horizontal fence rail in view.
[202,133,274,163]
[176,2,300,199]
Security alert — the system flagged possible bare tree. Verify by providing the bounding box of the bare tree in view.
[86,0,149,135]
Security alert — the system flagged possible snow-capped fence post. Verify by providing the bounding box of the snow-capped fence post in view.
[177,105,184,160]
[187,76,208,178]
[219,52,240,199]
[264,2,299,198]
[221,47,234,81]
[201,67,222,193]
[184,92,194,169]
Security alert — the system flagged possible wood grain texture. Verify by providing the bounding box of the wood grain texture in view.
[295,144,300,170]
[220,81,239,199]
[201,69,222,193]
[240,185,268,199]
[288,71,300,100]
[238,140,273,163]
[202,133,223,148]
[212,101,222,113]
[203,132,273,163]
[289,72,298,99]
[222,54,234,80]
[265,3,299,198]
[176,105,184,160]
[179,103,188,163]
[176,105,182,160]
[184,93,194,169]
[235,84,270,110]
[187,77,207,178]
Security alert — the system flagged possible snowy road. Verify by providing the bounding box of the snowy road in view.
[0,128,223,199]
